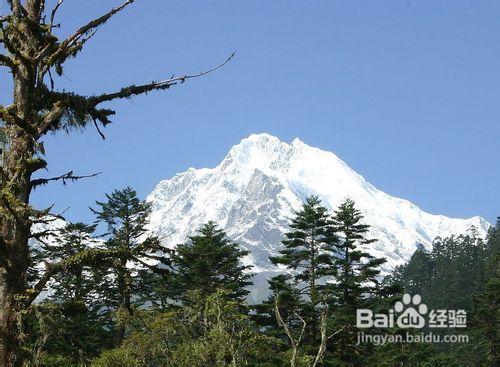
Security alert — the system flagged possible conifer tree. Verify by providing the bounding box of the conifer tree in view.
[172,221,252,304]
[41,223,99,303]
[91,187,170,343]
[472,275,499,367]
[268,196,340,364]
[331,199,385,306]
[471,227,499,366]
[25,223,112,364]
[253,274,303,334]
[330,198,386,365]
[391,243,433,297]
[270,196,338,304]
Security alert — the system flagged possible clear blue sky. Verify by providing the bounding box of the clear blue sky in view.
[1,0,499,224]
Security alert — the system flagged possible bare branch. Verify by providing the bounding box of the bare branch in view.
[29,229,57,241]
[89,53,235,105]
[42,0,134,75]
[313,306,329,367]
[49,0,64,31]
[92,118,106,140]
[275,299,306,367]
[30,209,67,224]
[24,247,126,307]
[31,171,101,189]
[130,255,171,276]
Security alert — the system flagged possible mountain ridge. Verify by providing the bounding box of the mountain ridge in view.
[146,133,490,300]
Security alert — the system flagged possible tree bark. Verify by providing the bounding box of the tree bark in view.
[0,48,36,364]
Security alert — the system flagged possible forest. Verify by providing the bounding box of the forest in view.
[19,189,500,366]
[0,1,498,366]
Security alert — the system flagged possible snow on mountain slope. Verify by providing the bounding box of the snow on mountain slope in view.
[146,133,490,301]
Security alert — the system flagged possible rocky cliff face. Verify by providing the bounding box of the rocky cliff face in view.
[146,133,490,301]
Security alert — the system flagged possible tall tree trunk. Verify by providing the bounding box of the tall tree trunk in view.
[0,47,36,364]
[0,132,33,366]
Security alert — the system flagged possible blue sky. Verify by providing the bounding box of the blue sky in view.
[1,0,499,224]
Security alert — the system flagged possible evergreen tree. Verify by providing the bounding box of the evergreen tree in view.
[429,231,488,309]
[332,199,385,307]
[472,276,500,367]
[91,187,170,343]
[270,196,338,304]
[172,222,252,304]
[24,223,112,364]
[253,274,303,336]
[267,196,341,364]
[391,243,433,297]
[384,226,500,366]
[470,227,500,366]
[394,230,489,311]
[330,198,386,366]
[43,223,99,303]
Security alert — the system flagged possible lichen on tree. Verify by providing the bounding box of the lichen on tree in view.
[0,1,232,365]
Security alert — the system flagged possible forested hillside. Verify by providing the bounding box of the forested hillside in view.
[23,189,499,366]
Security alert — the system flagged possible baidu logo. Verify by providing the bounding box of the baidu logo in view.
[356,293,466,329]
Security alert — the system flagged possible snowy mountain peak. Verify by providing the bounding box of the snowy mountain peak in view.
[147,134,490,301]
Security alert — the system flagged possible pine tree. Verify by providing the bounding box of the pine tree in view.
[330,198,386,366]
[42,223,99,303]
[172,222,252,304]
[270,196,338,304]
[253,274,303,336]
[91,187,170,343]
[391,243,433,298]
[332,199,385,306]
[472,276,500,367]
[25,223,112,364]
[471,227,500,366]
[267,196,341,364]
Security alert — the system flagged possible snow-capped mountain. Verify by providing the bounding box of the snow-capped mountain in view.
[146,133,490,301]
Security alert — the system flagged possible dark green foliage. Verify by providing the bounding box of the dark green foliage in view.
[385,227,500,366]
[270,196,338,303]
[91,187,171,342]
[24,223,113,365]
[331,199,386,307]
[21,185,498,366]
[253,274,303,335]
[392,229,490,310]
[469,228,500,366]
[471,276,500,366]
[23,302,113,366]
[327,199,387,366]
[93,290,282,367]
[391,243,433,297]
[172,222,252,304]
[42,223,100,304]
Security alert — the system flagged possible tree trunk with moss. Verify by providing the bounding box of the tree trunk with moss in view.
[1,13,39,363]
[0,1,231,365]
